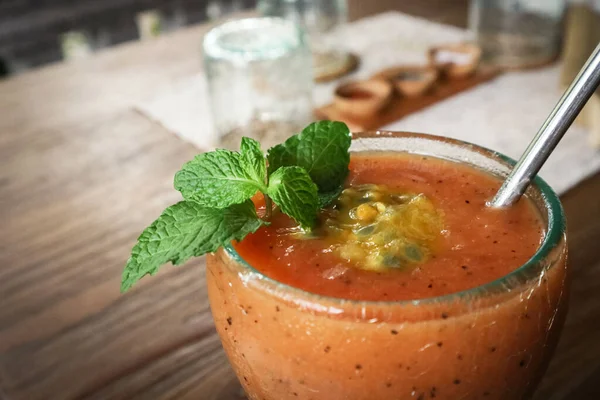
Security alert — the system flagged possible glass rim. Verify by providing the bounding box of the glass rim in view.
[203,17,305,62]
[223,131,566,307]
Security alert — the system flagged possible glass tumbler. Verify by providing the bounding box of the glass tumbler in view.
[203,17,314,150]
[258,0,350,80]
[207,131,569,400]
[469,0,567,69]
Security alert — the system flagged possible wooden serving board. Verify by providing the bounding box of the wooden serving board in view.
[315,67,501,131]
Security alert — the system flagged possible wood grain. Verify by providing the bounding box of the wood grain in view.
[1,2,600,400]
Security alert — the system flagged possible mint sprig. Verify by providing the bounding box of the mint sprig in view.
[267,120,351,206]
[121,200,265,291]
[267,166,319,229]
[174,147,267,208]
[240,137,267,186]
[121,121,351,291]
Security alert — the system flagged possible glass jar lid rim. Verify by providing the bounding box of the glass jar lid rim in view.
[203,17,305,62]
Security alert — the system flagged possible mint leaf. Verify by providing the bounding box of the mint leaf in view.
[267,166,319,229]
[240,137,266,186]
[174,149,267,208]
[267,121,351,201]
[121,200,264,291]
[318,186,344,208]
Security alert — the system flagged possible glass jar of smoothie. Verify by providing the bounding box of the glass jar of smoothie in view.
[206,131,569,400]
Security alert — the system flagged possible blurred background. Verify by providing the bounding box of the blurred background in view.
[6,1,596,143]
[0,0,255,75]
[0,0,469,77]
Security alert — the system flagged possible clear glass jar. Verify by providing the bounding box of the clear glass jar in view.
[203,17,314,150]
[469,0,567,69]
[206,131,569,400]
[258,0,351,80]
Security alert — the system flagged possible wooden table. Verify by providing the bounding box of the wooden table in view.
[1,3,600,400]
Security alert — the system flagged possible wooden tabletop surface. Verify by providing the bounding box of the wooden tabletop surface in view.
[2,2,600,400]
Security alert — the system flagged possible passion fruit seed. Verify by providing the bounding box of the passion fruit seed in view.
[382,254,403,268]
[356,224,377,236]
[355,203,378,222]
[404,245,423,262]
[373,202,387,213]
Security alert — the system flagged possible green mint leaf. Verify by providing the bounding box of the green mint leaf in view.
[267,166,319,229]
[267,121,351,196]
[240,137,266,186]
[121,200,264,291]
[318,186,344,208]
[174,149,267,208]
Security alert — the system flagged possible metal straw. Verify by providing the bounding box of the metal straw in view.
[490,42,600,208]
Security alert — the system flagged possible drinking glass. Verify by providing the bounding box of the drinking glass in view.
[206,131,569,400]
[469,0,567,68]
[258,0,351,80]
[203,17,314,150]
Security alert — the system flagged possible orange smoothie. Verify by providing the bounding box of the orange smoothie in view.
[206,133,568,400]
